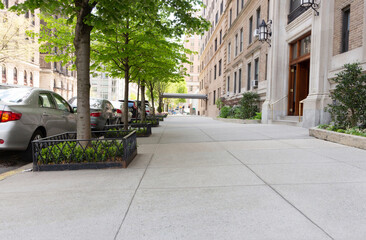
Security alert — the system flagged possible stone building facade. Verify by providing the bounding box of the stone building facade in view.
[262,0,366,128]
[198,0,228,117]
[183,34,200,114]
[1,0,77,101]
[198,0,270,117]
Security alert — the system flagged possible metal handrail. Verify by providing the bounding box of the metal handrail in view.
[299,100,305,122]
[270,95,288,120]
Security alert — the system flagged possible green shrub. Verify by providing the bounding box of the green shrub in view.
[238,92,260,119]
[326,63,366,129]
[219,106,231,118]
[250,112,262,120]
[38,140,124,164]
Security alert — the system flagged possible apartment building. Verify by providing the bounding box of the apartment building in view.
[198,0,228,117]
[1,0,77,101]
[198,0,269,117]
[224,0,269,106]
[183,34,200,114]
[262,0,366,128]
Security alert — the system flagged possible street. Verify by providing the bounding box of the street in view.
[1,116,366,239]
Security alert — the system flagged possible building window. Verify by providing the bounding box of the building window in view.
[341,6,350,53]
[265,54,268,80]
[256,7,261,29]
[241,0,244,10]
[214,65,217,80]
[13,67,18,84]
[235,34,238,57]
[213,90,216,105]
[240,28,243,52]
[247,63,251,90]
[24,71,27,85]
[229,8,232,27]
[216,11,219,25]
[25,11,30,18]
[254,58,259,82]
[228,42,231,62]
[234,72,237,93]
[237,0,239,17]
[30,72,33,86]
[227,76,230,92]
[4,0,8,8]
[219,59,222,76]
[2,65,6,83]
[215,38,217,51]
[220,1,223,15]
[238,68,242,93]
[288,0,306,23]
[220,30,222,44]
[190,86,193,92]
[249,16,253,44]
[267,0,270,21]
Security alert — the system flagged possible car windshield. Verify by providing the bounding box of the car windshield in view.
[0,87,32,103]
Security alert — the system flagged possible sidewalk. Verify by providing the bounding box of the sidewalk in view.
[1,116,366,239]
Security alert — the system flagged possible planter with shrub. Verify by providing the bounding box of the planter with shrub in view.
[32,130,137,171]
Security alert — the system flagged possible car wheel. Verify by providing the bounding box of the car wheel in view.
[24,129,45,162]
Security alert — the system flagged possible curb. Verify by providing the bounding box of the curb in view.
[0,163,33,181]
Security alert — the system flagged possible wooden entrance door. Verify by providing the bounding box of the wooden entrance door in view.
[288,33,311,116]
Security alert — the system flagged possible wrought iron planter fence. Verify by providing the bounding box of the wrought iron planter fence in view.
[132,118,159,127]
[130,123,152,137]
[32,130,137,171]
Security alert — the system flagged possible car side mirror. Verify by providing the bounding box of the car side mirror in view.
[73,107,77,113]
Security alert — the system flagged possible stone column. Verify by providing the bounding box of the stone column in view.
[302,0,334,128]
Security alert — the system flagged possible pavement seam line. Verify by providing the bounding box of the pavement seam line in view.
[225,149,335,240]
[113,119,167,240]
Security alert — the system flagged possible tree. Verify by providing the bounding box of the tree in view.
[326,63,366,129]
[11,0,209,136]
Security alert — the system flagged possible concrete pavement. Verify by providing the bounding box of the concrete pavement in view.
[1,116,366,239]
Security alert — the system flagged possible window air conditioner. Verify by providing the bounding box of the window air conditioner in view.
[252,80,258,88]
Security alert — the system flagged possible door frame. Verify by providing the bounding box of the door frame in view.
[288,32,311,116]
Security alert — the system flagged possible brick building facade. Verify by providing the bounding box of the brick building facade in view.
[1,0,77,101]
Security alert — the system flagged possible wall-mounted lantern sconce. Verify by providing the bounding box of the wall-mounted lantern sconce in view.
[300,0,319,16]
[258,20,272,47]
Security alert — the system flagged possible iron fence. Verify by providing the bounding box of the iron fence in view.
[32,130,137,171]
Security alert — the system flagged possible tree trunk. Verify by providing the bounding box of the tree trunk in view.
[136,77,140,120]
[158,95,163,113]
[123,65,129,130]
[141,80,146,122]
[149,82,155,117]
[123,26,130,130]
[74,1,93,143]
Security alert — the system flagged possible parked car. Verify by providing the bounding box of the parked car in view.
[136,100,151,117]
[119,100,138,118]
[0,84,76,158]
[69,97,117,130]
[110,101,132,123]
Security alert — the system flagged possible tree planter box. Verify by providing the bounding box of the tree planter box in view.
[32,130,137,171]
[309,128,366,150]
[214,117,261,124]
[130,123,152,137]
[132,119,159,127]
[151,115,164,121]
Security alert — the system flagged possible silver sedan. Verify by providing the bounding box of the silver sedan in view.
[0,85,76,157]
